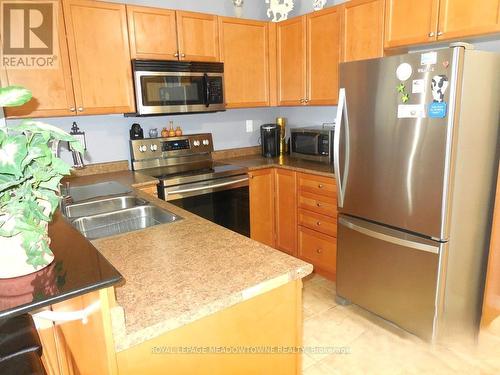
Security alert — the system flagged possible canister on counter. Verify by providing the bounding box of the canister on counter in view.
[276,117,287,155]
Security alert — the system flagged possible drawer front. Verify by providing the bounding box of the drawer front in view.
[298,226,336,273]
[298,209,337,237]
[299,191,337,217]
[298,173,336,197]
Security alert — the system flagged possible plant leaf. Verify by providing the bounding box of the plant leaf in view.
[0,86,32,107]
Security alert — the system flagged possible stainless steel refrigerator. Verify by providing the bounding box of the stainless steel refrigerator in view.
[334,44,500,342]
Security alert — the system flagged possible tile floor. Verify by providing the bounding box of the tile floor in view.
[301,273,500,375]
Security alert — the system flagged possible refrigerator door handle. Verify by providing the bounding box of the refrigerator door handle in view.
[339,216,440,254]
[334,88,350,208]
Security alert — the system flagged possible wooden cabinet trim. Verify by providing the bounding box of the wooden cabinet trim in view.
[298,208,337,238]
[275,169,297,256]
[249,168,276,247]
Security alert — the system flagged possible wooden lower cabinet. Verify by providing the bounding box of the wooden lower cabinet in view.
[275,169,297,256]
[116,280,302,375]
[249,169,275,247]
[36,288,118,375]
[249,168,338,280]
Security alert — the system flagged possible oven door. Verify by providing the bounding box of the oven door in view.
[135,71,224,115]
[162,175,250,237]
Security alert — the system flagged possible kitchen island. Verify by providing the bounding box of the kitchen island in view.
[54,170,313,374]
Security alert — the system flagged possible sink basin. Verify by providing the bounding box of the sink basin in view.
[71,205,181,240]
[65,181,132,203]
[63,196,148,219]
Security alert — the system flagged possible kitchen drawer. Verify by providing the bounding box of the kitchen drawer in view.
[298,191,337,218]
[298,208,337,237]
[298,173,336,197]
[298,226,336,273]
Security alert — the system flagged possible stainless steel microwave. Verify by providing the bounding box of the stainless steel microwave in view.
[290,126,335,163]
[131,60,225,116]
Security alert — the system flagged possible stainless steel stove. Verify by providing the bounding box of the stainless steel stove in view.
[130,133,250,236]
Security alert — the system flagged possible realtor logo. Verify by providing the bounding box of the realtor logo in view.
[1,1,58,68]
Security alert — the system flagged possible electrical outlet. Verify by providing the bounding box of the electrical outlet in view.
[245,120,253,133]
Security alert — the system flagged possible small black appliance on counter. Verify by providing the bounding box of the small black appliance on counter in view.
[129,123,144,139]
[260,124,280,158]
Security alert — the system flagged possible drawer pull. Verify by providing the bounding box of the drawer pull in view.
[316,248,322,254]
[316,202,321,207]
[318,184,324,188]
[316,221,321,226]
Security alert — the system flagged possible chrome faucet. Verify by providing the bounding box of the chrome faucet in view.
[69,122,86,169]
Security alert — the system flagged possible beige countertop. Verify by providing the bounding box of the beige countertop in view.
[220,154,335,178]
[65,171,313,352]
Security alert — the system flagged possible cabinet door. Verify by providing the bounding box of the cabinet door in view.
[277,16,306,106]
[63,0,135,115]
[342,0,384,62]
[437,0,500,40]
[384,0,440,48]
[176,11,219,62]
[127,5,178,60]
[249,169,275,247]
[275,169,297,256]
[219,18,270,108]
[307,6,341,105]
[3,3,76,118]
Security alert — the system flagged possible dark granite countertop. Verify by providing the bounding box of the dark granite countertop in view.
[220,154,335,178]
[0,212,122,320]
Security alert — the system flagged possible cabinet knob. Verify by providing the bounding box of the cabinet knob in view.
[305,99,310,103]
[318,184,323,188]
[300,99,305,103]
[181,53,186,58]
[316,221,321,226]
[174,52,179,57]
[428,32,435,37]
[77,107,83,112]
[316,248,322,254]
[249,174,254,179]
[69,107,76,112]
[437,31,443,36]
[316,202,321,207]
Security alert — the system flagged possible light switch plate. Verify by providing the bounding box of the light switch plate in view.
[245,120,253,133]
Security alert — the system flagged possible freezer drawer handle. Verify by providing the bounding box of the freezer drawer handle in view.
[339,217,439,254]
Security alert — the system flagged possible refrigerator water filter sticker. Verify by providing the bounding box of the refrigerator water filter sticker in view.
[397,104,426,119]
[428,102,447,118]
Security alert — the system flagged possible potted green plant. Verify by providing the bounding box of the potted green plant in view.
[0,86,83,279]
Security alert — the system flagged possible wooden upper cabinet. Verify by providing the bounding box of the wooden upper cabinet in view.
[275,169,297,256]
[384,0,439,48]
[176,11,219,62]
[342,0,385,62]
[3,3,75,118]
[127,5,178,60]
[437,0,500,40]
[277,16,306,106]
[249,169,275,248]
[307,6,341,105]
[63,0,135,115]
[219,17,270,108]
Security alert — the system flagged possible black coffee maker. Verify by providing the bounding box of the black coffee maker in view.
[129,123,144,139]
[260,124,280,158]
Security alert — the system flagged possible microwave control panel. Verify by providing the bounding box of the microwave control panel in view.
[207,78,224,104]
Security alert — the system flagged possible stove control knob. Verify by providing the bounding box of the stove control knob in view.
[139,145,147,153]
[150,144,158,152]
[203,139,210,146]
[193,140,200,147]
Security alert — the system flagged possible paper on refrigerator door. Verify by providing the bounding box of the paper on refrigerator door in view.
[397,104,426,119]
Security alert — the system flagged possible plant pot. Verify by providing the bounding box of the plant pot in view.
[0,233,55,279]
[234,6,243,18]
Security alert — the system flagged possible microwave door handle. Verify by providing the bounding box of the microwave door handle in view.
[203,74,210,107]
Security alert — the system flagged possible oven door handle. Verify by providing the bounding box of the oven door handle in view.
[204,74,210,107]
[167,177,249,196]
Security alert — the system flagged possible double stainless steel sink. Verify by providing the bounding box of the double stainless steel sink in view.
[62,187,181,240]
